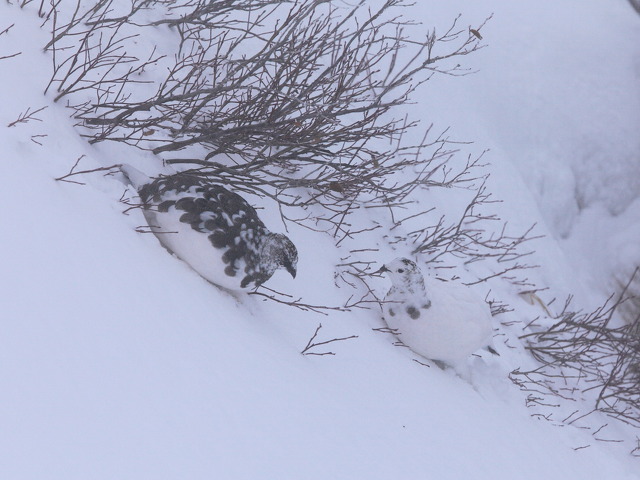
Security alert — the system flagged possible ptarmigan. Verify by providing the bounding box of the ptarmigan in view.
[379,258,497,366]
[120,164,298,291]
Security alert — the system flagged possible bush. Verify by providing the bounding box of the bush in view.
[23,0,538,309]
[513,270,640,429]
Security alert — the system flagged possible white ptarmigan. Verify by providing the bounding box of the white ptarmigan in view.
[379,258,497,366]
[120,164,298,291]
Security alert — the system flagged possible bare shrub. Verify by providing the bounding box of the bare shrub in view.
[513,269,640,431]
[63,1,492,239]
[615,266,640,330]
[39,0,164,102]
[23,0,539,310]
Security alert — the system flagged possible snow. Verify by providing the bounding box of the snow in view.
[419,0,640,302]
[1,1,639,479]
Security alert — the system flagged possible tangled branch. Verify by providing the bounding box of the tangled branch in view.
[18,0,538,313]
[513,268,640,431]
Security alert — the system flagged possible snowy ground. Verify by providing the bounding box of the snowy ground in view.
[421,0,640,302]
[1,1,639,479]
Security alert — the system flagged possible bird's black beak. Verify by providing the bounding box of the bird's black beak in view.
[375,264,389,274]
[286,264,297,279]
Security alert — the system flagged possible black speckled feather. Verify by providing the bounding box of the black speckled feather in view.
[122,167,298,290]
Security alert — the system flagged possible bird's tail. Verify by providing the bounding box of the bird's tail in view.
[118,163,152,190]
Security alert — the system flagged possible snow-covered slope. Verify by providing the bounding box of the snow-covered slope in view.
[1,1,639,479]
[419,0,640,303]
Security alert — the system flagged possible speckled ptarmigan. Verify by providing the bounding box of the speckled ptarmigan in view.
[120,164,298,291]
[379,258,497,366]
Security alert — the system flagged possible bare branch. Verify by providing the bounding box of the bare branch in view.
[55,156,121,184]
[0,23,21,60]
[300,322,358,356]
[7,106,48,127]
[513,268,640,435]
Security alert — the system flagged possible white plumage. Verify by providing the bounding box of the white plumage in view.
[379,258,496,366]
[120,164,298,291]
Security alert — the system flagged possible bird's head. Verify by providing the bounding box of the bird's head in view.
[377,257,425,290]
[270,233,298,279]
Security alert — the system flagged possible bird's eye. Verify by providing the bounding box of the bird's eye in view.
[397,268,404,273]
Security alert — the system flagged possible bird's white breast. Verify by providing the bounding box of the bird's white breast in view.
[384,278,493,364]
[143,208,249,292]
